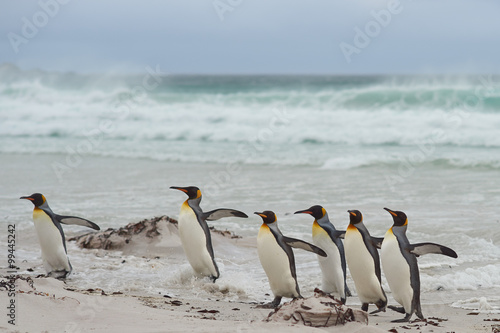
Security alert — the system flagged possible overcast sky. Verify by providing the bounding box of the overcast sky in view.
[1,0,499,75]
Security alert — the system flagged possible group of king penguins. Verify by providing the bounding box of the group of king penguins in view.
[20,186,457,323]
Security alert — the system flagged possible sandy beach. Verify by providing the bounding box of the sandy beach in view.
[1,274,498,333]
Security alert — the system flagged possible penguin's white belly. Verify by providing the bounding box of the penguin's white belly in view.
[381,231,413,312]
[345,228,385,304]
[257,227,298,298]
[313,234,344,297]
[33,209,70,273]
[178,205,217,278]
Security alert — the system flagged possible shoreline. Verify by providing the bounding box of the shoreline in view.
[1,276,498,332]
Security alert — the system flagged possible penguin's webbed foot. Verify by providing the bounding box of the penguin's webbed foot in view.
[271,296,282,308]
[388,305,406,314]
[361,303,369,312]
[371,299,387,314]
[256,297,282,309]
[256,303,276,309]
[391,313,412,323]
[370,308,386,315]
[48,270,70,280]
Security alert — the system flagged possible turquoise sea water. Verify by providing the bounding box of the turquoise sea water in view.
[1,64,499,313]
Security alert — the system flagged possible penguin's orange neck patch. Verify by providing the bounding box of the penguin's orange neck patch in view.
[347,223,356,231]
[260,223,270,232]
[312,220,322,236]
[33,207,44,219]
[181,200,190,209]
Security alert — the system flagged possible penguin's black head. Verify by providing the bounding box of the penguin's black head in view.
[294,205,326,220]
[348,210,363,224]
[384,207,407,226]
[254,211,277,224]
[20,193,46,207]
[170,186,201,200]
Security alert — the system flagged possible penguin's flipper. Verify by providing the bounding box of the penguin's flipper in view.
[409,242,458,258]
[371,237,384,249]
[324,227,345,242]
[334,230,346,239]
[56,215,101,230]
[282,237,327,257]
[204,209,248,221]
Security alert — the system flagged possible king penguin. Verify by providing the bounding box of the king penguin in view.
[255,211,327,308]
[170,186,248,282]
[20,193,100,279]
[294,205,350,303]
[381,207,458,322]
[344,210,387,313]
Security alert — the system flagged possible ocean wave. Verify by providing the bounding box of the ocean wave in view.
[1,137,500,171]
[321,155,500,170]
[2,104,500,148]
[430,264,500,292]
[451,297,500,313]
[2,65,500,168]
[2,65,500,110]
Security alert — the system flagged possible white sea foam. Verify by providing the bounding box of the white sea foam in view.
[451,297,500,313]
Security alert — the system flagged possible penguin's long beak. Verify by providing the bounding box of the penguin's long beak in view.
[254,212,266,218]
[20,196,34,201]
[384,207,397,217]
[170,186,188,193]
[347,210,356,217]
[294,209,312,215]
